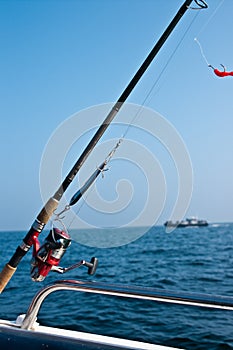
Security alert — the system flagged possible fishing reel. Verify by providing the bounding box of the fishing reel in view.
[30,228,98,282]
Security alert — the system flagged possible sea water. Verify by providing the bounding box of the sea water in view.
[0,224,233,349]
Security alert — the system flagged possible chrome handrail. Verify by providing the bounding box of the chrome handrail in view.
[21,279,233,330]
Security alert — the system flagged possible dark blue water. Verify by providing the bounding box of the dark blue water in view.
[1,224,233,349]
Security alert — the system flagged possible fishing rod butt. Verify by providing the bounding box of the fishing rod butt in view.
[0,264,17,294]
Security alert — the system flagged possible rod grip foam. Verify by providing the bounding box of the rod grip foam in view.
[0,264,16,293]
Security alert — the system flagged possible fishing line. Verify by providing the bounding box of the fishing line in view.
[194,0,225,69]
[194,37,210,66]
[194,0,225,38]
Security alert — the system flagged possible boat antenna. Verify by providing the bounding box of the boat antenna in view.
[0,0,198,293]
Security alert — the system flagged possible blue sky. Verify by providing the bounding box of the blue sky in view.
[0,0,233,231]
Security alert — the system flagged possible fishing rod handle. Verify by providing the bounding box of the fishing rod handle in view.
[0,264,16,293]
[0,197,59,294]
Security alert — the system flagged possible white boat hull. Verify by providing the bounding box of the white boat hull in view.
[0,319,180,350]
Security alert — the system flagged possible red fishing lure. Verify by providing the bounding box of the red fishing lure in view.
[209,64,233,78]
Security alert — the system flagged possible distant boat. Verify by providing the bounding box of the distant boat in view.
[164,217,208,228]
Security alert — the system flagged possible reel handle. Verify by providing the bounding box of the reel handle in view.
[84,257,98,275]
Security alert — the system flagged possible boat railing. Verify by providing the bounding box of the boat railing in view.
[21,279,233,330]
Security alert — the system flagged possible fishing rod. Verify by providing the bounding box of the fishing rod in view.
[0,0,196,293]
